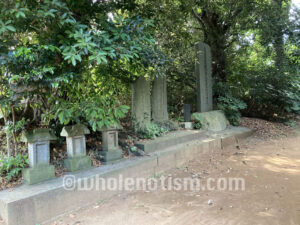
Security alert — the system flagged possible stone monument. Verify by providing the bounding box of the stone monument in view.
[60,124,92,171]
[195,42,213,112]
[132,77,151,131]
[21,128,56,185]
[98,125,123,164]
[193,42,229,131]
[151,76,168,122]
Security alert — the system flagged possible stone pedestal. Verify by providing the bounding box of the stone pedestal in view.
[180,122,194,130]
[61,124,92,172]
[98,126,123,164]
[191,110,229,131]
[151,76,169,122]
[21,128,57,185]
[132,77,151,131]
[195,42,213,112]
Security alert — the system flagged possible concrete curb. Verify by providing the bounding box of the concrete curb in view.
[0,127,252,225]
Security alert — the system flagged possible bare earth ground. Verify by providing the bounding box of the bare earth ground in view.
[1,118,299,225]
[40,122,300,225]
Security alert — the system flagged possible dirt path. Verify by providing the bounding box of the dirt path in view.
[46,132,300,225]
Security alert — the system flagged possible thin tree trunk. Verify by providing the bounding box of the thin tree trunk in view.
[11,106,17,156]
[0,108,11,157]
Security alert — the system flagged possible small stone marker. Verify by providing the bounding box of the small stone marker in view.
[195,42,213,112]
[21,128,57,185]
[60,124,92,172]
[98,125,123,164]
[180,104,193,129]
[183,104,191,122]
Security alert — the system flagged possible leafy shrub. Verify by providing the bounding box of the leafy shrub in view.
[193,121,202,129]
[137,121,178,139]
[137,123,163,139]
[0,154,29,181]
[153,120,178,132]
[217,94,247,125]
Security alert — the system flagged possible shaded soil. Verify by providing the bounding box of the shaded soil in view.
[43,122,300,225]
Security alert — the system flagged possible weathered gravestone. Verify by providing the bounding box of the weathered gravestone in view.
[61,124,92,171]
[98,125,123,164]
[193,42,229,131]
[21,128,56,185]
[132,77,151,131]
[195,42,213,112]
[180,104,193,129]
[151,76,169,122]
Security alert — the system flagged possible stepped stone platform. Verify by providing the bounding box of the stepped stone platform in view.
[135,130,206,153]
[0,126,252,225]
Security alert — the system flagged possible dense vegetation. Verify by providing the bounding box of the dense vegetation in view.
[0,0,299,162]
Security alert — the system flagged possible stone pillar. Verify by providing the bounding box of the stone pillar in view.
[195,42,213,112]
[98,125,123,164]
[151,76,169,122]
[60,124,92,172]
[21,128,57,185]
[132,77,151,130]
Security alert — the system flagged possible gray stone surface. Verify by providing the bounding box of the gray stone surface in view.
[99,127,123,163]
[195,42,213,112]
[151,76,168,122]
[28,141,50,167]
[21,128,57,143]
[22,165,55,185]
[63,156,92,172]
[132,77,151,130]
[21,128,56,185]
[61,125,92,171]
[60,124,90,137]
[192,110,229,131]
[135,130,205,153]
[0,126,253,225]
[180,122,194,130]
[183,104,191,122]
[102,129,119,152]
[99,150,123,163]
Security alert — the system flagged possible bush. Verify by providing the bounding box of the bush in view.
[217,94,247,125]
[0,154,29,181]
[137,121,178,139]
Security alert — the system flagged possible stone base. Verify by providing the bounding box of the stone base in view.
[22,165,55,185]
[192,110,229,131]
[99,150,123,163]
[0,126,252,225]
[180,122,193,130]
[64,156,92,172]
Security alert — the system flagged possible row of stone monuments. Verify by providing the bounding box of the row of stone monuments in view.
[21,42,229,185]
[21,124,122,184]
[132,76,168,130]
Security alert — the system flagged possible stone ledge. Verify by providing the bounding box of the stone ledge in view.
[134,130,206,153]
[0,127,252,225]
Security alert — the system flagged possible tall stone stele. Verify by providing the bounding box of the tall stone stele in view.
[60,124,92,172]
[98,125,123,164]
[151,76,169,122]
[132,77,151,131]
[195,42,213,112]
[21,128,57,185]
[193,42,230,132]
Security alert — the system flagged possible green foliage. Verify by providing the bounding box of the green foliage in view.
[48,98,130,131]
[137,122,166,139]
[191,113,205,129]
[217,94,247,126]
[193,121,202,129]
[0,154,29,181]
